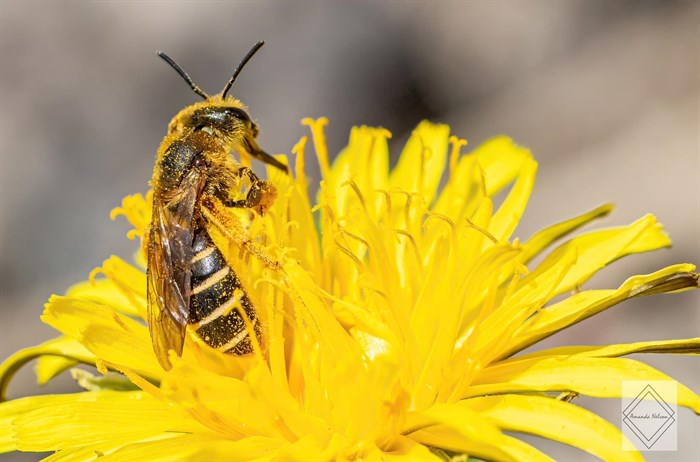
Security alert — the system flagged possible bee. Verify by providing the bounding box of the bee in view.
[148,41,287,370]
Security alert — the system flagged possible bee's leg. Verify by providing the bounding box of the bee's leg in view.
[200,197,282,271]
[222,167,261,208]
[222,167,277,215]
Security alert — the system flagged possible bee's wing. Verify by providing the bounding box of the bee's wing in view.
[147,169,205,370]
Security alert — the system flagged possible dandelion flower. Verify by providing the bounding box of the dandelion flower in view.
[1,118,698,461]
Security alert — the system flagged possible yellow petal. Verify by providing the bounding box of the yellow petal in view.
[475,136,532,197]
[468,356,700,413]
[270,138,322,278]
[110,193,151,239]
[36,356,79,385]
[70,369,140,392]
[88,256,148,320]
[520,203,614,264]
[245,364,330,440]
[489,156,537,241]
[515,337,700,359]
[302,117,332,180]
[41,296,162,380]
[389,121,449,205]
[284,261,355,360]
[2,391,198,453]
[330,125,391,220]
[407,404,553,462]
[502,264,698,357]
[432,154,482,223]
[99,434,283,462]
[461,395,643,462]
[42,446,109,462]
[383,437,441,461]
[416,243,523,407]
[465,244,575,372]
[66,278,141,318]
[0,336,95,401]
[158,359,321,441]
[519,214,672,298]
[326,348,407,446]
[271,433,345,462]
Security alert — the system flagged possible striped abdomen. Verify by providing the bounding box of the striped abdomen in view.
[188,227,260,354]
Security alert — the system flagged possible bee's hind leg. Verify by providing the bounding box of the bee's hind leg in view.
[200,197,282,271]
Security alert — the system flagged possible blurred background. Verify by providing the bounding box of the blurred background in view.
[1,1,698,460]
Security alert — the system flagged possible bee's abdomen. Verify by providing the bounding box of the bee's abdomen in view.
[188,228,259,354]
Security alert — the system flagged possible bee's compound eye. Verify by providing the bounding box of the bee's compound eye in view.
[194,156,207,169]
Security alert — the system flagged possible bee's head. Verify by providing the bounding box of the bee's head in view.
[157,42,264,138]
[168,98,256,140]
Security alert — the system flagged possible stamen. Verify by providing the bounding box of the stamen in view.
[342,230,371,253]
[374,189,392,217]
[448,135,467,182]
[301,117,331,179]
[424,212,458,248]
[335,239,363,270]
[109,207,124,221]
[405,193,414,230]
[282,219,300,238]
[342,179,367,211]
[292,135,308,183]
[395,229,422,269]
[502,269,523,302]
[88,267,102,285]
[465,217,498,244]
[424,212,456,234]
[390,190,414,229]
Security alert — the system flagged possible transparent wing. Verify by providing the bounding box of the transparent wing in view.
[147,169,204,370]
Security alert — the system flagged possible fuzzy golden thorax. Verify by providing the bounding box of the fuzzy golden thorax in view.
[152,96,260,197]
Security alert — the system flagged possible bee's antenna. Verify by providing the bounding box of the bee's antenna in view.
[157,51,209,100]
[221,41,265,99]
